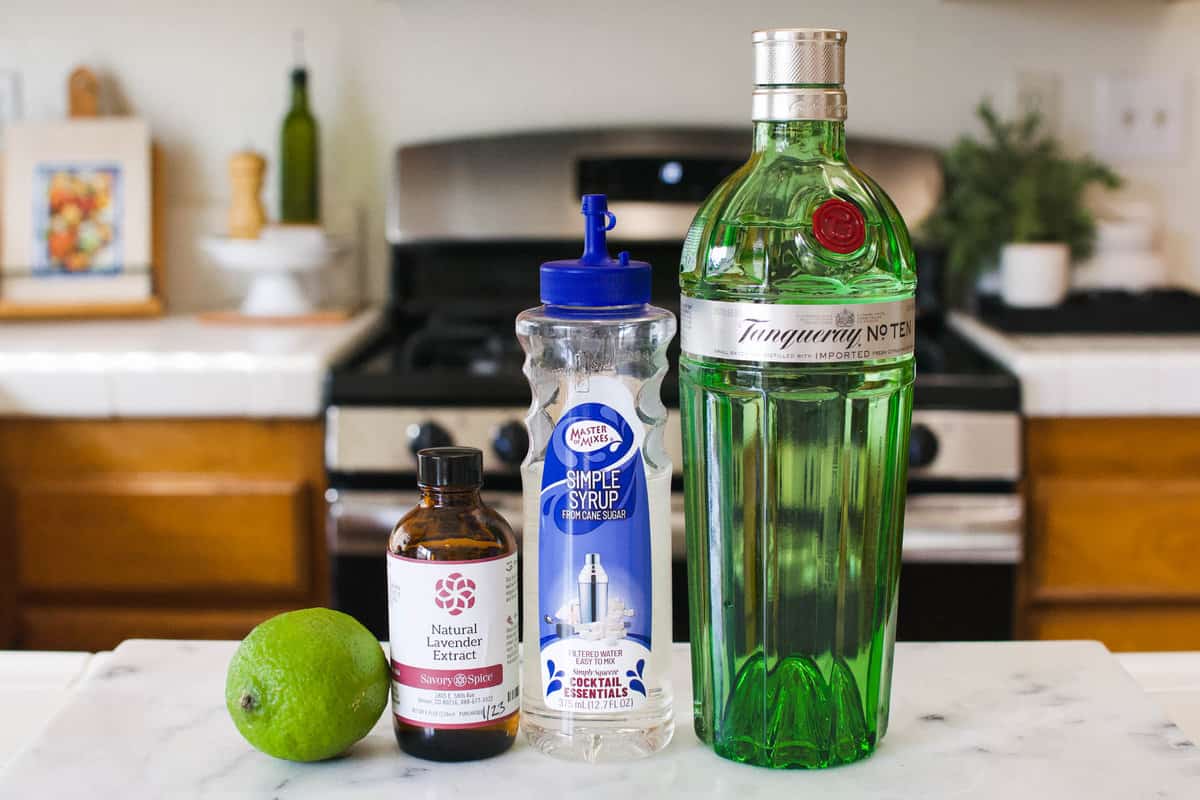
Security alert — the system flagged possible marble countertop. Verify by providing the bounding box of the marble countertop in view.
[949,312,1200,417]
[0,310,381,418]
[1,641,1197,798]
[0,651,93,772]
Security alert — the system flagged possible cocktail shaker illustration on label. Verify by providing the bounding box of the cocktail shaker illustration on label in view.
[577,553,610,625]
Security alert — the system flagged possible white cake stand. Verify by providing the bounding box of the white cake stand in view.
[201,228,350,316]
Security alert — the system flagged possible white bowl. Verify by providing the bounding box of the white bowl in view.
[200,229,351,316]
[201,232,349,274]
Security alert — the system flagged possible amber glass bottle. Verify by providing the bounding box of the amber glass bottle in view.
[386,447,519,761]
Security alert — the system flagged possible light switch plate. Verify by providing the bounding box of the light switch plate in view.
[1093,74,1186,161]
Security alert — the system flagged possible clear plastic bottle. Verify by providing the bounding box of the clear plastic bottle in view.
[517,194,676,762]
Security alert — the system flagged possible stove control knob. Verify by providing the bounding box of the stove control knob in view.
[493,422,529,467]
[909,424,939,468]
[408,421,453,456]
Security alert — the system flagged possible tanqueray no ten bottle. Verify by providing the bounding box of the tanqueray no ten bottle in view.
[679,28,917,769]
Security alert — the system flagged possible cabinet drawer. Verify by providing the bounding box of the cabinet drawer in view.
[1029,477,1200,600]
[1027,418,1200,477]
[20,605,293,651]
[13,476,311,597]
[1026,605,1200,652]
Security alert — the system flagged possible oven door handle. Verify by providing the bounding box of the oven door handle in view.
[326,490,411,557]
[327,489,531,557]
[901,493,1023,564]
[329,489,1023,565]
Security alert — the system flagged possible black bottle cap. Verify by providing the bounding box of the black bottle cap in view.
[417,447,483,489]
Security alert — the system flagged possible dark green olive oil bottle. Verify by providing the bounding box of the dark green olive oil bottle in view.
[280,41,319,224]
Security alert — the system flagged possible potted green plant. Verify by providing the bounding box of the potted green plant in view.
[925,102,1121,308]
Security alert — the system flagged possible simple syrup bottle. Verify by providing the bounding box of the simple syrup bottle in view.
[680,29,916,768]
[386,447,519,761]
[517,194,676,761]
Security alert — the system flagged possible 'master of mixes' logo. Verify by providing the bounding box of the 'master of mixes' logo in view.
[564,420,623,453]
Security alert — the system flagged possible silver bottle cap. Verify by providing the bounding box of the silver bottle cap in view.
[752,28,847,122]
[752,28,846,86]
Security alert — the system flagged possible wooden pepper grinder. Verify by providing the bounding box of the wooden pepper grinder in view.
[68,67,100,117]
[228,151,267,239]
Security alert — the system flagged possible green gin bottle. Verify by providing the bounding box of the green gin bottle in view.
[280,49,319,224]
[679,28,916,769]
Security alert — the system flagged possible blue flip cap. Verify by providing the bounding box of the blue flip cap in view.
[539,194,652,307]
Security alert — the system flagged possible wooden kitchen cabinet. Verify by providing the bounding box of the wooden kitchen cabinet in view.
[1019,418,1200,651]
[0,419,329,650]
[0,485,14,648]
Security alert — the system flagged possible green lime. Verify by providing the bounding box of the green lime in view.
[225,607,390,762]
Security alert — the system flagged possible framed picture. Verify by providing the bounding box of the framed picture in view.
[0,118,161,316]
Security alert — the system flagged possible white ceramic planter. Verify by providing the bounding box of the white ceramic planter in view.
[1000,242,1071,308]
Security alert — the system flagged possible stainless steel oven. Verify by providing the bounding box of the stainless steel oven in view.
[324,127,1023,642]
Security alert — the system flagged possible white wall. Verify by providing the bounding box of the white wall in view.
[1,0,1197,309]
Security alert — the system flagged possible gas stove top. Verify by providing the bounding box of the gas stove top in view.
[329,306,526,407]
[326,306,1021,486]
[330,307,1019,411]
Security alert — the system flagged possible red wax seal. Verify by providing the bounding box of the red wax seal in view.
[812,198,866,254]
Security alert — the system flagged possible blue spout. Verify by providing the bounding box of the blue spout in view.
[580,194,617,266]
[538,193,651,308]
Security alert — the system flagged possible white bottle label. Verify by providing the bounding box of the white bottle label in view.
[537,376,653,714]
[681,295,915,364]
[387,552,519,728]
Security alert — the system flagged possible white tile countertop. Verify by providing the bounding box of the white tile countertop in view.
[0,310,381,418]
[949,312,1200,417]
[0,642,1197,798]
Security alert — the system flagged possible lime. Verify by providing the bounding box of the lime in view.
[225,607,390,762]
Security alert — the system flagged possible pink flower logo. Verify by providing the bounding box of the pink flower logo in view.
[434,572,476,616]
